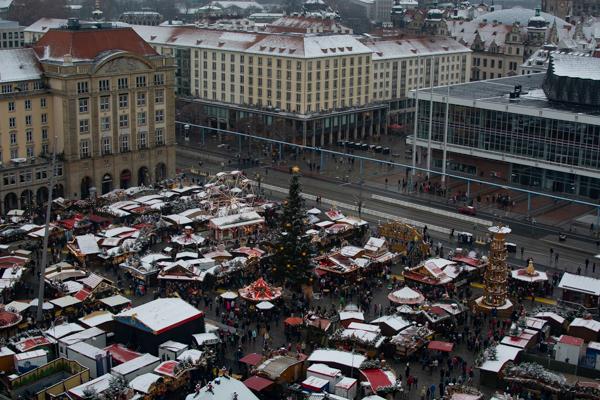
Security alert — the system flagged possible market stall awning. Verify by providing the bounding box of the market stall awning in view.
[428,340,454,352]
[243,375,274,392]
[240,353,263,366]
[284,317,303,326]
[360,368,394,392]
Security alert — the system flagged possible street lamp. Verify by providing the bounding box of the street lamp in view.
[184,124,190,142]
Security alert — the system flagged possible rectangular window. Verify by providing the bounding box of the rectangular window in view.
[155,89,164,104]
[155,109,164,123]
[117,77,128,90]
[102,137,111,155]
[154,73,164,85]
[119,114,129,128]
[98,79,110,91]
[25,115,31,126]
[3,173,16,185]
[26,130,32,143]
[155,128,164,145]
[77,81,89,94]
[79,98,88,113]
[119,94,128,108]
[42,128,48,140]
[135,75,147,87]
[41,113,47,124]
[8,101,15,112]
[101,117,110,131]
[79,140,90,158]
[136,92,146,106]
[10,149,17,159]
[24,99,31,110]
[40,98,46,108]
[100,96,110,111]
[79,119,89,134]
[119,134,129,152]
[137,112,146,126]
[139,131,147,149]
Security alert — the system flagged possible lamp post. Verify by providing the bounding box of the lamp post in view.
[184,123,190,142]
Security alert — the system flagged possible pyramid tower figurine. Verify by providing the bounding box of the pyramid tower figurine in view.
[474,225,514,317]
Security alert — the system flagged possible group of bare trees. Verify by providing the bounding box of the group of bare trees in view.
[7,0,179,25]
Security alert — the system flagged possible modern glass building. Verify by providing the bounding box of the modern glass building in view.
[408,72,600,199]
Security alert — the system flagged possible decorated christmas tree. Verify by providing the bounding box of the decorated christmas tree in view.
[270,167,313,288]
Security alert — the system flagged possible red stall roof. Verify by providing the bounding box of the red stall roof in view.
[284,317,303,326]
[244,375,274,392]
[240,353,263,366]
[104,343,142,364]
[360,368,393,392]
[428,340,454,352]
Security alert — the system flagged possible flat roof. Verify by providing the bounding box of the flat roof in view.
[414,74,600,121]
[115,298,203,335]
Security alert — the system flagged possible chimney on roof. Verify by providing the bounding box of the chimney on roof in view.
[67,18,80,30]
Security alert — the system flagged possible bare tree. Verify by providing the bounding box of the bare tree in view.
[9,0,68,25]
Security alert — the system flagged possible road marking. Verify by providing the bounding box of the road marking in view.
[372,194,493,227]
[261,182,451,235]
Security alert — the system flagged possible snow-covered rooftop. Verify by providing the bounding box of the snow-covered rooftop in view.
[185,377,259,400]
[0,49,42,84]
[112,353,160,376]
[550,53,600,81]
[558,272,600,296]
[570,317,600,332]
[116,298,203,334]
[307,348,366,369]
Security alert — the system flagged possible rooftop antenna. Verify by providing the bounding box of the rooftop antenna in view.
[35,137,58,323]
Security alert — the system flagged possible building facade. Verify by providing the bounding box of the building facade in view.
[408,72,600,200]
[542,0,600,19]
[132,24,470,145]
[32,22,176,200]
[0,49,64,211]
[0,21,176,210]
[446,7,573,81]
[0,19,23,49]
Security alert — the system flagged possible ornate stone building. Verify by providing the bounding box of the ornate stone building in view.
[0,20,176,210]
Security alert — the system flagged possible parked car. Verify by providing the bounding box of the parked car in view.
[383,147,391,154]
[458,205,477,216]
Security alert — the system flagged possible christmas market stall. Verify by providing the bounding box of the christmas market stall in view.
[238,278,282,302]
[370,315,412,337]
[501,362,569,399]
[510,260,549,296]
[255,353,306,385]
[390,324,433,358]
[330,322,385,358]
[444,384,484,400]
[307,348,366,376]
[387,286,425,306]
[209,211,265,242]
[403,258,453,288]
[0,306,22,338]
[44,262,87,297]
[359,364,401,398]
[476,344,522,387]
[558,273,600,312]
[73,272,118,303]
[170,225,205,249]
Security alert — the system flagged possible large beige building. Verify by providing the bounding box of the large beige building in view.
[0,21,176,211]
[132,24,471,145]
[0,49,62,211]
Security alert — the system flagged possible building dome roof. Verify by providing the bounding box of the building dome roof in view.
[472,6,569,27]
